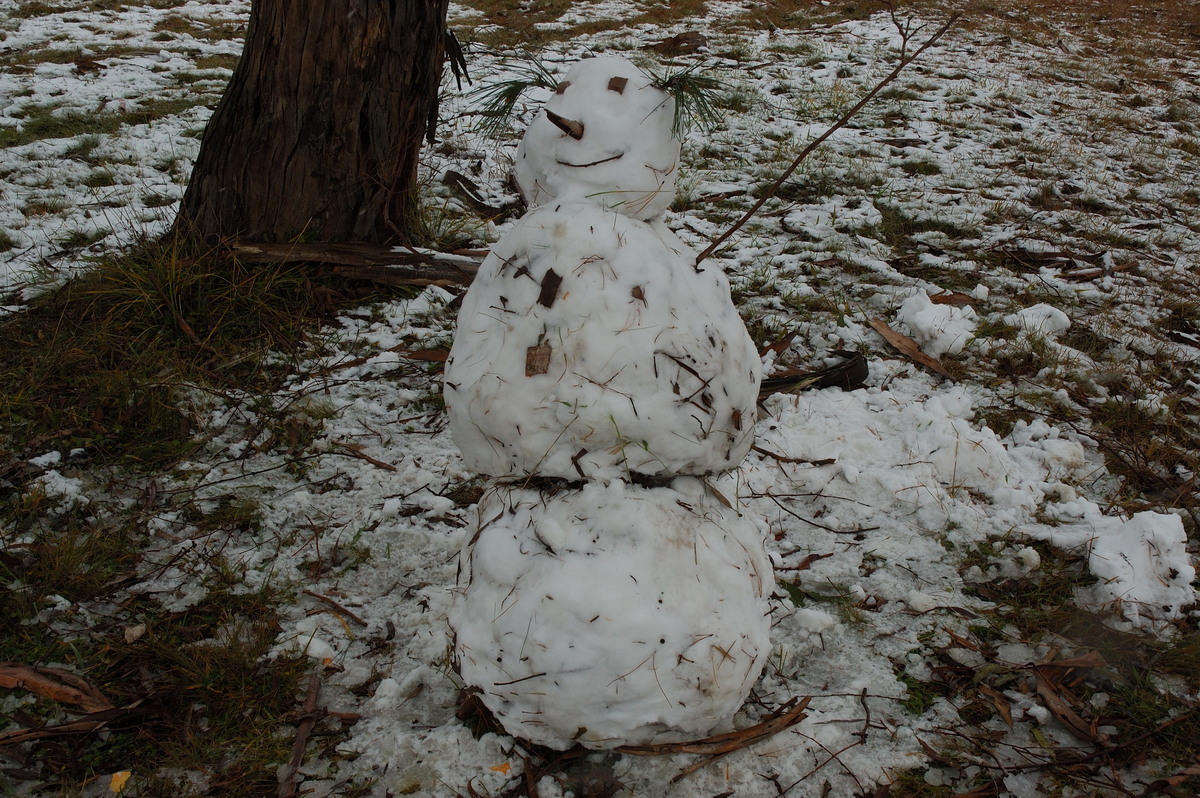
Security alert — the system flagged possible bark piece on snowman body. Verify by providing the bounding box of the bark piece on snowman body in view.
[450,478,772,750]
[444,202,761,481]
[514,55,681,221]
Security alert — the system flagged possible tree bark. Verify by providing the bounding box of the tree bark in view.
[175,0,449,244]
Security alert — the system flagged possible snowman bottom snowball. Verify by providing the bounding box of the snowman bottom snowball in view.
[450,478,772,750]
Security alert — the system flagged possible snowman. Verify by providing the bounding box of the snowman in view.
[445,55,770,750]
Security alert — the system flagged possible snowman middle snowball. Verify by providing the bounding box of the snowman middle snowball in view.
[445,56,761,481]
[445,55,769,750]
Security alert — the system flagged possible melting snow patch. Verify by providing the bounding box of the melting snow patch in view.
[1003,303,1072,337]
[1034,505,1196,628]
[895,290,978,357]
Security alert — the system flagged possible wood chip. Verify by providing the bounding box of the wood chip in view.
[526,342,552,376]
[607,76,628,94]
[544,109,584,140]
[537,268,563,308]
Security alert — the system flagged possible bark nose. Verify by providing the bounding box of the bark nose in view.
[544,109,584,140]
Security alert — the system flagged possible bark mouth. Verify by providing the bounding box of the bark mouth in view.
[555,153,624,168]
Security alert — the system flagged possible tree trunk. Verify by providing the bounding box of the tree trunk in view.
[175,0,449,244]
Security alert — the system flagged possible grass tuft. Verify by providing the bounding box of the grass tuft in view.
[0,240,318,470]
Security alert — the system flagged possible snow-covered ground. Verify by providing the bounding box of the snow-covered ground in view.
[3,1,1199,796]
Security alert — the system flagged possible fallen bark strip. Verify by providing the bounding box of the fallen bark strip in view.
[869,318,955,380]
[228,241,484,286]
[0,663,114,714]
[617,696,811,783]
[302,589,368,627]
[329,441,399,472]
[759,350,869,397]
[278,674,322,798]
[0,703,143,745]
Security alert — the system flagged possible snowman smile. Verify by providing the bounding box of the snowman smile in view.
[555,153,625,168]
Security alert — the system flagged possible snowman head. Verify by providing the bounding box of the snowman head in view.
[514,55,681,220]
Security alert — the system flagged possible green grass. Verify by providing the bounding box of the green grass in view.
[1,96,211,149]
[0,242,352,796]
[153,13,244,42]
[1,109,124,148]
[0,241,318,469]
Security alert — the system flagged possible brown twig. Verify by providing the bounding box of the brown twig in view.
[0,663,114,714]
[752,445,835,467]
[277,674,322,798]
[693,11,963,267]
[0,704,145,746]
[765,492,880,534]
[302,589,368,627]
[328,441,398,472]
[1002,710,1198,774]
[618,696,812,783]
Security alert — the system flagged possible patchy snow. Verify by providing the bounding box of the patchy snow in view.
[1033,504,1197,628]
[1004,303,1072,337]
[2,0,1199,796]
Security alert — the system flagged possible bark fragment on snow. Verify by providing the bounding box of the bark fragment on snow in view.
[538,268,563,308]
[526,342,552,376]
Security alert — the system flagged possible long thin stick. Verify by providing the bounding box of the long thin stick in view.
[693,12,963,268]
[278,673,322,798]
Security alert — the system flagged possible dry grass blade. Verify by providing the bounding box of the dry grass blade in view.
[0,662,114,714]
[868,318,954,380]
